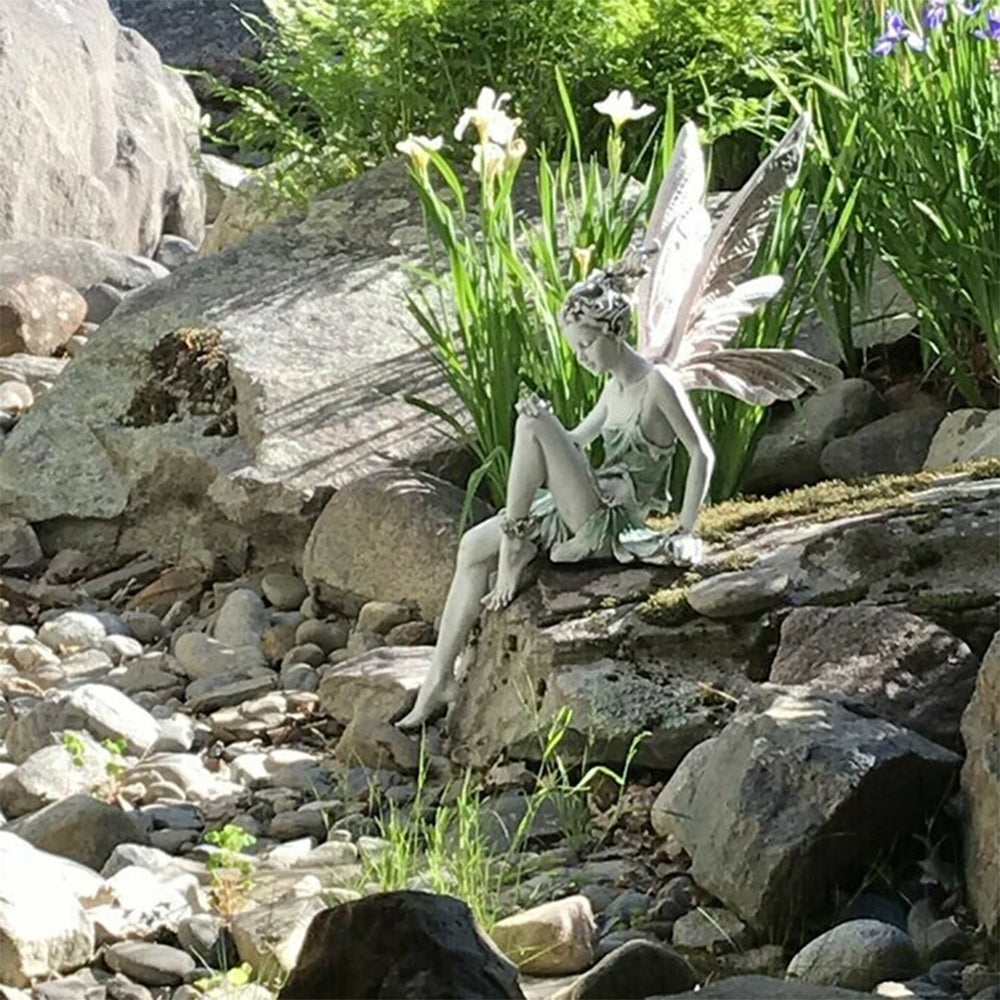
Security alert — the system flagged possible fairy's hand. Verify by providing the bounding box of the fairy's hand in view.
[516,393,552,420]
[667,531,703,566]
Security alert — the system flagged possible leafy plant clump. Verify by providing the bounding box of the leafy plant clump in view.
[205,824,258,919]
[207,0,798,200]
[360,709,647,930]
[757,0,1000,403]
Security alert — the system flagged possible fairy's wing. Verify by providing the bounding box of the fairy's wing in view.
[635,122,711,358]
[656,114,811,371]
[675,347,842,406]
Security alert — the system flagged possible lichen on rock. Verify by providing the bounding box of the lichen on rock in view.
[123,327,236,437]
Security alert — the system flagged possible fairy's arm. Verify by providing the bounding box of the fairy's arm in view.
[568,389,609,449]
[649,366,714,532]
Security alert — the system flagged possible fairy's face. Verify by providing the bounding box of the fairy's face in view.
[563,318,618,374]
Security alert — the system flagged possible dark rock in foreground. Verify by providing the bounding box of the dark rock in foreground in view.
[281,891,524,999]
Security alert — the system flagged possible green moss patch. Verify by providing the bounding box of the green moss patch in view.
[649,458,1000,543]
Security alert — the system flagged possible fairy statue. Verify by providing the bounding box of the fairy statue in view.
[398,113,840,730]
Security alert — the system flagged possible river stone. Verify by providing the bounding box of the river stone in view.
[0,379,34,417]
[961,631,1000,939]
[201,154,251,224]
[304,468,491,623]
[318,646,431,725]
[743,378,885,492]
[0,734,113,818]
[185,666,277,713]
[0,274,87,357]
[820,405,946,480]
[491,895,596,975]
[787,920,920,991]
[924,409,1000,470]
[687,569,789,618]
[125,752,243,805]
[356,601,412,635]
[770,606,979,750]
[83,282,125,325]
[231,896,326,981]
[668,975,871,998]
[173,631,266,680]
[652,691,960,936]
[13,793,150,870]
[261,572,308,611]
[38,612,107,653]
[0,239,168,293]
[550,939,696,1000]
[281,892,523,999]
[5,683,160,763]
[213,588,269,648]
[0,849,95,987]
[672,907,750,954]
[0,0,204,255]
[104,941,196,986]
[0,160,479,568]
[153,236,198,270]
[0,516,43,572]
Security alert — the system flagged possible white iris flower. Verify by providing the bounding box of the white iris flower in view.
[593,89,655,130]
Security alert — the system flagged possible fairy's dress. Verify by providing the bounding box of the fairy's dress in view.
[529,373,675,562]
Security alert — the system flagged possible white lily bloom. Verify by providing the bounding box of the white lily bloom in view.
[472,142,507,181]
[593,89,655,130]
[395,133,444,170]
[455,86,519,145]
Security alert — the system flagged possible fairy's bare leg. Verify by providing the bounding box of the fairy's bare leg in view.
[397,518,502,729]
[484,405,603,610]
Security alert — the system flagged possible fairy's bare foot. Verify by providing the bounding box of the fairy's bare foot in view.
[396,676,458,730]
[483,531,536,611]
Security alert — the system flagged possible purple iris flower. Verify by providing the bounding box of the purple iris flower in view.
[974,6,1000,36]
[873,8,929,54]
[923,0,948,28]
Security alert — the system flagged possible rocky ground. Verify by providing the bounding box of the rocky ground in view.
[2,467,999,1000]
[1,1,999,997]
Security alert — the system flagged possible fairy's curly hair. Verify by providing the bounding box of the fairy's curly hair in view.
[559,244,659,341]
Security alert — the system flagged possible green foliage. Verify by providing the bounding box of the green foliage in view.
[62,732,87,768]
[361,710,646,930]
[208,0,798,199]
[404,80,664,505]
[205,824,258,919]
[193,964,255,993]
[758,0,1000,403]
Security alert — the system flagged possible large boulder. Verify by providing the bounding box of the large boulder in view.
[0,0,204,255]
[961,630,999,939]
[450,476,1000,770]
[769,606,979,750]
[0,161,466,569]
[304,468,491,622]
[108,0,271,101]
[282,892,524,999]
[651,691,960,936]
[449,563,756,770]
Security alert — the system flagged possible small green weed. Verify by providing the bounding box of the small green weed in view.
[204,824,258,920]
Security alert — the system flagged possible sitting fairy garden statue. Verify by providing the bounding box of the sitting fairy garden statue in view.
[398,112,841,730]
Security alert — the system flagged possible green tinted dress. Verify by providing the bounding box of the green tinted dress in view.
[529,393,676,563]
